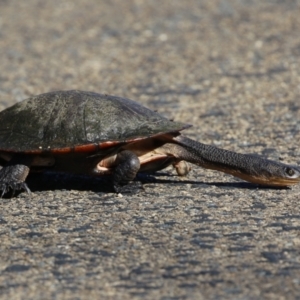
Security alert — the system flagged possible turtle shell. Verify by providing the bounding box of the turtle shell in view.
[0,90,190,153]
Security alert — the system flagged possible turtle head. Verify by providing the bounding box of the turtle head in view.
[274,164,300,186]
[238,161,300,187]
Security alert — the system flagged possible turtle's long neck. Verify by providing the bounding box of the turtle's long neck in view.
[173,135,290,185]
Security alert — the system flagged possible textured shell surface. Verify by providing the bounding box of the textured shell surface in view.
[0,90,188,152]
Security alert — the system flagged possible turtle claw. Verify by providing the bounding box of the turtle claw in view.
[0,182,31,198]
[114,181,144,194]
[0,164,30,197]
[0,184,8,198]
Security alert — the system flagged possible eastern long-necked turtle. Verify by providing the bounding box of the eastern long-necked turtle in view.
[0,90,299,196]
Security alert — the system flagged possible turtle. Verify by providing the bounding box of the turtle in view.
[0,89,299,196]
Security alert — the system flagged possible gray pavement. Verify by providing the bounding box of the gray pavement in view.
[1,1,300,299]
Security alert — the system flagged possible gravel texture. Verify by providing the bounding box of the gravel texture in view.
[1,1,300,299]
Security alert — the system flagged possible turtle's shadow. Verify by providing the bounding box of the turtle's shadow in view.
[26,172,114,193]
[20,171,288,195]
[148,174,289,190]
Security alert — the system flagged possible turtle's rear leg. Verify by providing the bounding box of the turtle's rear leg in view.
[0,155,31,197]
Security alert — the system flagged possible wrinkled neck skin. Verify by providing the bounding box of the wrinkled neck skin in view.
[173,135,300,187]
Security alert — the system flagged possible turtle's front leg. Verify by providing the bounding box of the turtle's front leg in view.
[0,155,31,197]
[113,150,143,193]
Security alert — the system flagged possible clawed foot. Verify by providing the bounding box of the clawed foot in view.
[0,181,31,197]
[0,164,31,197]
[113,181,144,194]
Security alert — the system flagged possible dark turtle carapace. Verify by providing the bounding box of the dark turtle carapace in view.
[0,90,299,196]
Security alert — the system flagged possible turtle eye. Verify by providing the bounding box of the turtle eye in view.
[285,167,295,177]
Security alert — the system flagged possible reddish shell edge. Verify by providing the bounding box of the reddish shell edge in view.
[0,137,149,154]
[0,125,191,154]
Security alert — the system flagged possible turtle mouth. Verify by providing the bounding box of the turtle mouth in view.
[247,177,300,187]
[207,164,300,187]
[229,171,300,187]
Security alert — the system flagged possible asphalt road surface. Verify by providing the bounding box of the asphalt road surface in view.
[1,1,300,299]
